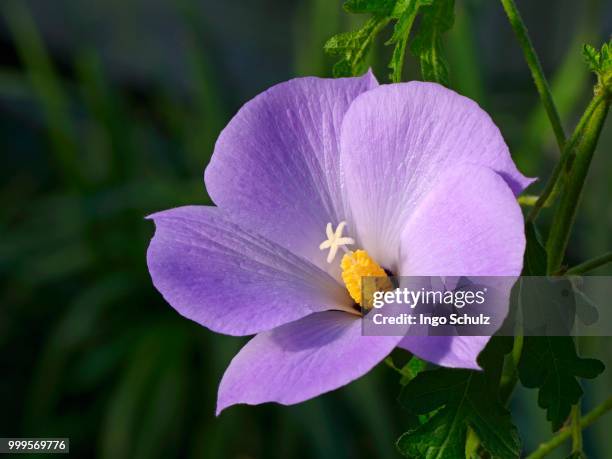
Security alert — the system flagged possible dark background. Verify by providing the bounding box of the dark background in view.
[0,0,611,457]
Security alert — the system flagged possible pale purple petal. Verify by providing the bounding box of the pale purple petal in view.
[398,336,489,370]
[216,311,402,414]
[399,164,525,277]
[396,165,524,368]
[205,73,378,274]
[340,81,532,270]
[147,206,350,336]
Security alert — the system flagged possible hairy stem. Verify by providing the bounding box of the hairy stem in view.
[527,88,606,223]
[500,331,523,404]
[526,396,612,459]
[571,404,583,455]
[500,0,566,151]
[566,251,612,275]
[546,96,610,273]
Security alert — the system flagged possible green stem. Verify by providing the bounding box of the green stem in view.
[499,281,525,404]
[525,396,612,459]
[571,404,583,455]
[527,92,606,222]
[500,0,566,152]
[571,340,583,456]
[546,96,610,274]
[566,251,612,275]
[500,330,523,404]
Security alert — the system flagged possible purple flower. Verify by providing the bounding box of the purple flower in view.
[146,72,529,414]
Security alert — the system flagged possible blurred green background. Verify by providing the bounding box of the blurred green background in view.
[0,0,611,457]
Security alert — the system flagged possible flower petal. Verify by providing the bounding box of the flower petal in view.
[205,72,378,272]
[396,164,524,368]
[340,81,531,270]
[147,206,350,336]
[398,335,489,370]
[399,164,525,277]
[216,311,402,414]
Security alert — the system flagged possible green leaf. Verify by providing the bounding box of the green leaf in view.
[399,356,428,385]
[520,223,605,431]
[523,222,547,276]
[385,353,427,385]
[478,336,514,383]
[344,0,396,14]
[387,0,432,82]
[582,40,611,76]
[409,0,454,86]
[324,15,390,77]
[518,336,604,431]
[325,0,446,81]
[583,44,600,72]
[582,39,612,93]
[397,339,520,459]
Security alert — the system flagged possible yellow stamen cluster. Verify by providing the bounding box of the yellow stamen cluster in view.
[341,250,392,309]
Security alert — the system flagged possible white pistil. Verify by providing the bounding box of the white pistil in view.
[319,221,355,263]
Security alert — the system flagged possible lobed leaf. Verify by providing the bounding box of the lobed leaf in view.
[324,16,390,77]
[519,222,605,431]
[325,0,452,82]
[397,338,520,459]
[409,0,454,86]
[387,0,432,82]
[582,40,611,75]
[518,337,605,431]
[582,39,612,93]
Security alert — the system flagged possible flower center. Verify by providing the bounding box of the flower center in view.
[320,222,392,310]
[341,250,392,309]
